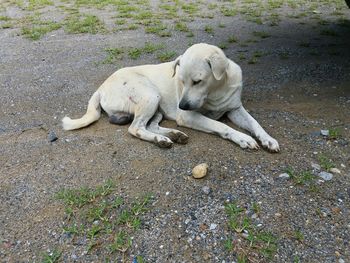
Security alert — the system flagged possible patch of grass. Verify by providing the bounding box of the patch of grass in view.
[248,57,258,64]
[218,43,227,50]
[1,22,13,29]
[0,15,11,21]
[279,51,290,59]
[218,22,225,28]
[21,19,61,40]
[143,42,165,54]
[204,25,213,34]
[228,35,238,43]
[102,47,124,64]
[55,181,153,257]
[110,231,132,253]
[328,127,341,139]
[128,47,142,59]
[252,31,271,39]
[294,230,304,242]
[224,202,277,261]
[40,249,61,263]
[64,14,106,34]
[174,21,189,32]
[157,50,177,62]
[286,168,315,186]
[27,0,53,11]
[318,155,335,171]
[221,6,237,16]
[181,3,199,15]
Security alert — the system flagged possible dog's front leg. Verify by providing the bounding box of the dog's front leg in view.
[176,111,259,149]
[227,106,280,152]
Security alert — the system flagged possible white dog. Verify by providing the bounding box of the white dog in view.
[62,43,279,152]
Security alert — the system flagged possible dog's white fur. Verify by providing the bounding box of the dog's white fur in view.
[62,43,279,151]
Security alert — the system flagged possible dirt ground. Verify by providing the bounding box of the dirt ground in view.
[0,0,350,262]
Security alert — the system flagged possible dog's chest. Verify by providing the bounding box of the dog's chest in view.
[198,109,226,120]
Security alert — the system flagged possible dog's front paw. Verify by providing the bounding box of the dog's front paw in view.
[260,136,280,152]
[154,135,173,148]
[239,135,259,150]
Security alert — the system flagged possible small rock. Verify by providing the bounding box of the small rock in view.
[318,171,333,181]
[320,129,329,136]
[311,163,321,171]
[275,213,282,218]
[339,259,345,263]
[251,213,258,219]
[330,168,341,174]
[242,233,249,239]
[48,130,58,142]
[202,186,211,195]
[192,163,209,179]
[278,173,290,179]
[209,223,217,230]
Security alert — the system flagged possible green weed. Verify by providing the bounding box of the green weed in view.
[64,14,106,34]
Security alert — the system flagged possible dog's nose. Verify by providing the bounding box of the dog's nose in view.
[179,100,191,110]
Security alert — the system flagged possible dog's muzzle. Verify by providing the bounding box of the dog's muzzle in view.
[179,100,192,110]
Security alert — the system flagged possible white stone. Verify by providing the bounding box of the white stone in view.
[192,163,209,179]
[318,171,333,181]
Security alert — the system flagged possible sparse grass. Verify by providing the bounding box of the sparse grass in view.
[128,47,142,59]
[204,25,213,34]
[102,47,124,64]
[55,181,153,257]
[318,154,335,171]
[21,18,61,40]
[27,0,53,11]
[328,127,341,139]
[0,15,11,21]
[286,168,316,186]
[158,50,177,62]
[221,6,237,16]
[294,230,304,242]
[40,249,61,263]
[248,57,258,64]
[228,35,238,43]
[64,14,106,34]
[224,202,277,261]
[219,43,227,49]
[252,31,271,39]
[174,21,189,32]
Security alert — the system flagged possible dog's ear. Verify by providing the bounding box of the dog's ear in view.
[172,55,182,77]
[206,50,229,80]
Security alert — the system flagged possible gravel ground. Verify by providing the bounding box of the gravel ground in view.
[0,0,350,262]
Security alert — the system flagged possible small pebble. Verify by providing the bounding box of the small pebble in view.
[278,173,290,179]
[209,223,217,230]
[330,168,341,174]
[318,171,333,181]
[275,213,282,217]
[48,130,58,142]
[192,163,209,179]
[339,259,345,263]
[202,186,211,195]
[320,129,329,136]
[311,163,321,171]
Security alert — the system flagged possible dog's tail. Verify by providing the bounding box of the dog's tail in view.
[62,91,101,130]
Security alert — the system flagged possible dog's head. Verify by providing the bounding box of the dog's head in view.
[173,43,229,111]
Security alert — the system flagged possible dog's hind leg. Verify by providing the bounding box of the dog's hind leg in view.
[128,96,174,148]
[147,112,189,144]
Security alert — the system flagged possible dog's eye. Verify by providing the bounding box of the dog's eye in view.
[193,79,201,85]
